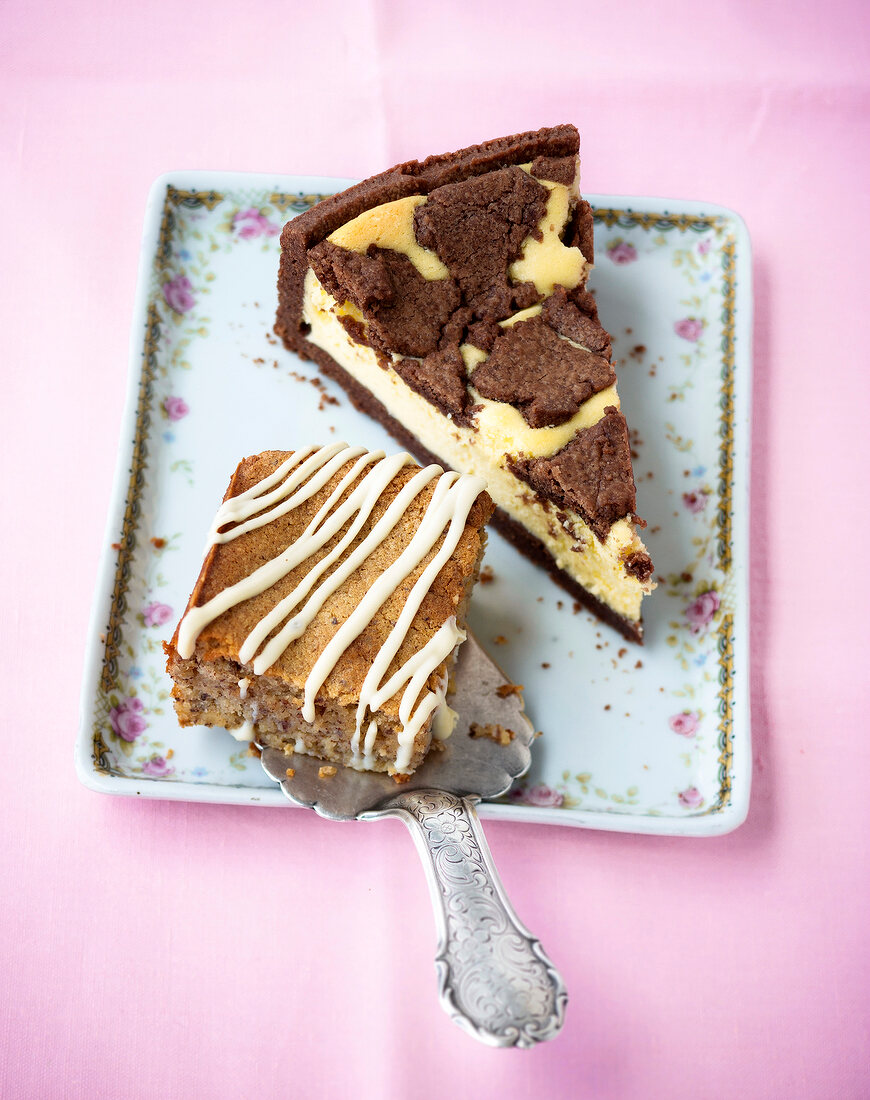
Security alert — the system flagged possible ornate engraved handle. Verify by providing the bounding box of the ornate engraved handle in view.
[374,789,567,1047]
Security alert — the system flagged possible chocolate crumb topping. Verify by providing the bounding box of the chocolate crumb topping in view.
[542,286,612,356]
[466,320,501,353]
[438,306,473,350]
[509,407,637,540]
[309,241,460,358]
[624,551,653,582]
[309,239,393,309]
[337,314,369,348]
[562,198,595,263]
[392,346,471,423]
[413,166,549,321]
[471,314,616,428]
[530,155,576,186]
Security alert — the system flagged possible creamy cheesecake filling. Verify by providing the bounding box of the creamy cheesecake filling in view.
[509,166,588,294]
[303,270,650,621]
[328,195,450,281]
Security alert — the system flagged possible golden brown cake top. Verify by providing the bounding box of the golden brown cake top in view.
[167,445,492,725]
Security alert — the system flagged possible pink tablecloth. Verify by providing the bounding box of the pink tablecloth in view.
[3,2,869,1096]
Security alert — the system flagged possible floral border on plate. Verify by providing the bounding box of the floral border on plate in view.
[83,177,749,832]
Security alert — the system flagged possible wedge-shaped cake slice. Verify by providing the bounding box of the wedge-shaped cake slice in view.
[164,443,493,777]
[276,125,654,641]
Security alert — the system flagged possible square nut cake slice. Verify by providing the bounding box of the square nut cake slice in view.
[164,443,493,777]
[275,124,654,641]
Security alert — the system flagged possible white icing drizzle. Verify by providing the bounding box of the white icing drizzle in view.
[178,442,485,772]
[230,718,255,743]
[432,700,459,742]
[238,677,250,699]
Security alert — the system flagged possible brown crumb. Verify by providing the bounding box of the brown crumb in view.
[285,767,295,778]
[253,357,265,365]
[496,683,524,698]
[150,536,166,549]
[635,660,643,669]
[618,648,627,658]
[318,765,337,779]
[469,722,515,746]
[572,601,582,613]
[392,772,411,784]
[604,704,611,711]
[541,662,551,669]
[479,565,496,585]
[247,743,262,758]
[493,635,508,645]
[111,542,120,551]
[537,596,544,603]
[625,327,633,334]
[556,600,563,610]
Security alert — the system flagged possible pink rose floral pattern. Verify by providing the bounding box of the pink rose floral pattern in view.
[669,712,700,738]
[674,317,704,342]
[511,784,564,808]
[685,589,721,634]
[682,488,710,514]
[143,602,173,628]
[162,395,189,421]
[142,755,175,778]
[678,786,704,810]
[110,697,147,742]
[606,239,637,265]
[162,274,195,314]
[233,207,280,239]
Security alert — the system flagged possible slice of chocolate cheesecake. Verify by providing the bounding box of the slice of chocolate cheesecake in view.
[275,125,654,641]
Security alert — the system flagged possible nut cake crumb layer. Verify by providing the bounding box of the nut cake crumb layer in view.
[164,447,492,775]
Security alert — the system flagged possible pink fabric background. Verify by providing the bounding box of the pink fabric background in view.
[3,1,869,1096]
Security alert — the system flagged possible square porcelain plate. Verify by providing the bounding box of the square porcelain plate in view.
[76,171,752,836]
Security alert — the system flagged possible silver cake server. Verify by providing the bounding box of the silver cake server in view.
[257,632,567,1048]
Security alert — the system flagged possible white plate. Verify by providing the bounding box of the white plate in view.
[76,171,752,836]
